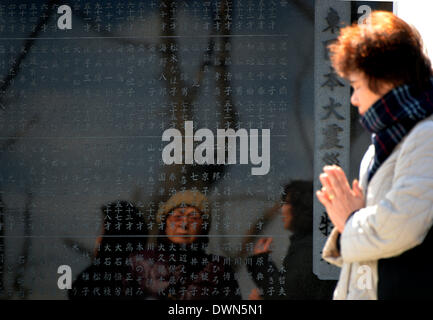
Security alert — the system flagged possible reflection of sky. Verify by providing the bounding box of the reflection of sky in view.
[1,0,315,201]
[0,0,315,298]
[396,0,433,60]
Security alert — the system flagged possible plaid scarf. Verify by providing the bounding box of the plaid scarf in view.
[360,78,433,183]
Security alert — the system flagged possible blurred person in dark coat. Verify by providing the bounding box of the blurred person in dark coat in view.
[248,180,336,300]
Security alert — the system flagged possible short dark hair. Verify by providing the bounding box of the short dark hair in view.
[281,180,313,235]
[329,11,432,93]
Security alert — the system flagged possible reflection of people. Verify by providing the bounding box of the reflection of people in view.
[126,190,241,300]
[317,11,433,300]
[68,200,146,300]
[248,181,336,300]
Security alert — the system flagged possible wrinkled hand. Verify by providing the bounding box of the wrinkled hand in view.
[253,237,273,255]
[248,288,263,300]
[316,165,365,233]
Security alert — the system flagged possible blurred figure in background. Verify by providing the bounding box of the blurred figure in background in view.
[126,190,241,300]
[248,180,336,300]
[68,200,146,299]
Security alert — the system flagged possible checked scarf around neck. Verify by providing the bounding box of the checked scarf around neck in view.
[360,77,433,183]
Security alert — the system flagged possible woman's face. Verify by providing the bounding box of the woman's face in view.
[165,206,203,244]
[349,72,394,116]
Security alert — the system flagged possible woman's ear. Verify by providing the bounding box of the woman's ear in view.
[377,81,395,96]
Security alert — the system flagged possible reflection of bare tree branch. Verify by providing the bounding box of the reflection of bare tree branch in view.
[0,115,38,299]
[135,0,238,237]
[187,38,215,103]
[0,0,59,111]
[12,191,32,299]
[158,0,237,123]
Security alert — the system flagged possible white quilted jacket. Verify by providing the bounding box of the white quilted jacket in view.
[322,114,433,300]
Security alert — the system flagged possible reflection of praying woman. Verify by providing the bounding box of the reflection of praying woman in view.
[249,181,336,300]
[317,11,433,300]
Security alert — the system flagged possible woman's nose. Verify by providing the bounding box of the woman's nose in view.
[179,217,189,228]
